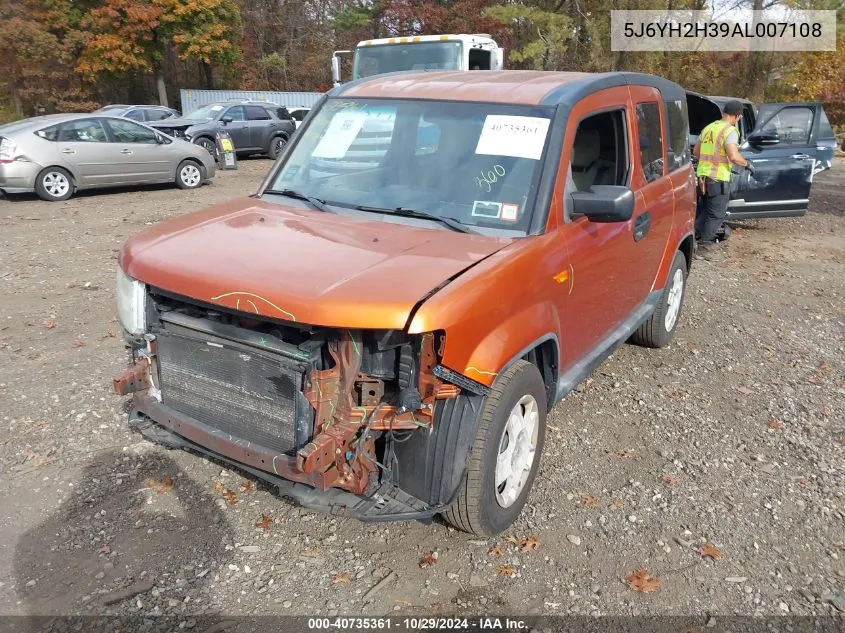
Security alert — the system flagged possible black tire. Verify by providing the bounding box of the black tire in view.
[195,137,217,159]
[268,135,287,160]
[175,160,204,190]
[630,250,688,348]
[35,167,74,201]
[442,360,547,536]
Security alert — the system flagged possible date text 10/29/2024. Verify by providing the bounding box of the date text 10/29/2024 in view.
[307,617,530,631]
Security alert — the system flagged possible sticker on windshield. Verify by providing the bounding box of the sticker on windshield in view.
[475,115,551,160]
[471,201,502,219]
[501,203,520,222]
[312,111,366,158]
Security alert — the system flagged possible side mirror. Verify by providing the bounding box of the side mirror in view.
[571,185,635,223]
[748,132,780,147]
[331,56,341,85]
[221,115,233,125]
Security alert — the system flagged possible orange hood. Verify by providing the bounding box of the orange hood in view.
[119,198,512,330]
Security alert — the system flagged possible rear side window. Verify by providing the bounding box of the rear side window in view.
[146,109,173,121]
[246,105,271,121]
[56,119,108,142]
[664,99,690,171]
[124,109,145,122]
[636,102,664,183]
[36,125,60,141]
[817,107,835,140]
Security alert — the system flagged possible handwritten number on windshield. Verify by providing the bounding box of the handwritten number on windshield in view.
[476,164,506,193]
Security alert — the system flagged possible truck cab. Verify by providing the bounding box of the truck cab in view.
[332,34,504,86]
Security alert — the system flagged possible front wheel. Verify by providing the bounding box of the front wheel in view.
[442,360,547,536]
[175,160,204,190]
[195,137,217,159]
[630,250,688,348]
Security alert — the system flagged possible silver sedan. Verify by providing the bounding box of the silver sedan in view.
[0,113,216,201]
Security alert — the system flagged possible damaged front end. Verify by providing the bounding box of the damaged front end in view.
[112,286,485,522]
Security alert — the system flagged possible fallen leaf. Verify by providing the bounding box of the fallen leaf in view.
[505,535,521,546]
[498,565,517,578]
[616,449,631,459]
[212,482,225,494]
[820,408,830,418]
[72,340,86,348]
[301,547,322,558]
[43,319,56,329]
[700,543,723,560]
[738,386,753,396]
[613,498,625,509]
[488,543,503,557]
[659,473,680,485]
[222,489,238,505]
[100,331,117,340]
[819,361,834,373]
[146,475,173,495]
[768,418,784,430]
[97,544,111,555]
[625,568,660,593]
[331,572,351,584]
[581,494,599,507]
[255,514,272,529]
[418,552,438,568]
[239,481,256,493]
[521,536,540,552]
[394,599,413,606]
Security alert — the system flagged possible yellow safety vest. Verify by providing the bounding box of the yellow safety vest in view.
[696,120,738,182]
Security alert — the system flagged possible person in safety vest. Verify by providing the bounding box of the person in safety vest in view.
[692,100,754,261]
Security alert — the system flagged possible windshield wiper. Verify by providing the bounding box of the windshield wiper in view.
[265,189,334,213]
[354,205,477,234]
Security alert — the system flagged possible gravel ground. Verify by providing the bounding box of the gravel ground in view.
[0,157,843,625]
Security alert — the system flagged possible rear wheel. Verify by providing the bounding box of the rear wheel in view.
[35,167,73,201]
[443,360,547,536]
[175,160,204,190]
[268,135,287,160]
[630,250,688,348]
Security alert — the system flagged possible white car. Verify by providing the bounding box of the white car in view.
[287,107,311,128]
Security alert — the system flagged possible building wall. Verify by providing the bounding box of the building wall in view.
[179,89,324,114]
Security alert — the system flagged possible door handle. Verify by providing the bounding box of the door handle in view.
[633,212,651,242]
[120,149,133,154]
[61,149,75,154]
[791,153,810,159]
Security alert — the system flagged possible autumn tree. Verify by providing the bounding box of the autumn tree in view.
[77,0,242,105]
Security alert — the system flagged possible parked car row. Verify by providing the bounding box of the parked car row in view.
[0,99,313,201]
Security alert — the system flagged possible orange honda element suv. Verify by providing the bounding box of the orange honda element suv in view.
[114,71,696,535]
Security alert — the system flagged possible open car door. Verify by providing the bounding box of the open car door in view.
[727,102,836,220]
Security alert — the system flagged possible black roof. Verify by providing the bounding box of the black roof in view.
[538,71,688,106]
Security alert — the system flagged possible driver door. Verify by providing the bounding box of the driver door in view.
[728,103,835,219]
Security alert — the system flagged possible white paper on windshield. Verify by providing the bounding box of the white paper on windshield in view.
[475,115,551,160]
[312,111,367,158]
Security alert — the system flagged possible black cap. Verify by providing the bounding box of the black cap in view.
[723,100,744,115]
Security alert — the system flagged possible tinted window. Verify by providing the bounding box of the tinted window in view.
[817,107,835,140]
[124,109,145,122]
[760,106,813,144]
[106,119,158,144]
[56,119,108,142]
[664,99,690,171]
[225,106,245,122]
[146,109,174,121]
[291,110,307,122]
[246,105,271,121]
[636,102,664,183]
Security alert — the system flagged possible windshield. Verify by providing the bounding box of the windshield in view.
[353,41,463,79]
[266,98,555,233]
[184,104,225,120]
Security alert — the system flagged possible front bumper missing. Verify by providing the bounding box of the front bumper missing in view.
[126,398,437,522]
